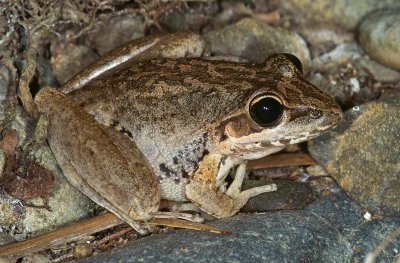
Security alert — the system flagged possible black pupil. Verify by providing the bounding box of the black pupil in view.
[249,97,283,127]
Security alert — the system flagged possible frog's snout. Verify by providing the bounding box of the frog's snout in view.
[320,108,343,131]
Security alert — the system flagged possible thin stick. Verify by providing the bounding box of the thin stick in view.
[0,212,228,258]
[248,153,317,169]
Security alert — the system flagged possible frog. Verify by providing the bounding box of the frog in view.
[33,32,342,233]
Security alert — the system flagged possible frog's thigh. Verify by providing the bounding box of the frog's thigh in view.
[55,148,148,234]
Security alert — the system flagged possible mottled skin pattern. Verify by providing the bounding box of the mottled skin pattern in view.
[69,55,342,202]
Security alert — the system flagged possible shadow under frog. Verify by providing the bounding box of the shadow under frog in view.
[32,32,342,234]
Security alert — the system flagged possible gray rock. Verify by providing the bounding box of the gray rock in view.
[0,64,11,101]
[308,96,400,217]
[358,9,400,70]
[0,191,23,227]
[87,15,146,55]
[9,107,96,235]
[204,18,311,70]
[50,43,99,85]
[307,190,400,262]
[21,254,52,263]
[283,0,400,29]
[0,149,4,178]
[242,180,313,212]
[350,217,400,263]
[22,143,96,235]
[354,56,400,83]
[160,3,219,32]
[0,62,14,127]
[307,190,366,237]
[79,211,352,263]
[311,43,362,72]
[0,232,14,246]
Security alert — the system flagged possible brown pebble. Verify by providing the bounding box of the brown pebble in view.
[73,243,93,259]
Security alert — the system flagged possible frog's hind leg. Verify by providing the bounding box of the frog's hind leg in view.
[54,147,149,235]
[154,211,204,223]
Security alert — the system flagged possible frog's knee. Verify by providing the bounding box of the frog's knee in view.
[128,198,159,221]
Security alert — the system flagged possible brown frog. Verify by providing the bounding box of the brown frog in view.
[33,32,342,233]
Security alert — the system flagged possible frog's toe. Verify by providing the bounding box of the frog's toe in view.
[224,161,277,212]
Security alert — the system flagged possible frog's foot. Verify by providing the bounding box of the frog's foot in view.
[223,162,277,212]
[186,159,277,219]
[154,211,204,223]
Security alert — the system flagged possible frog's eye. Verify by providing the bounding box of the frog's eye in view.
[281,53,303,74]
[249,95,284,127]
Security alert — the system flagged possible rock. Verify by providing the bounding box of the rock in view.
[10,107,96,235]
[0,232,14,246]
[159,3,219,32]
[241,180,313,212]
[306,164,329,176]
[307,190,366,237]
[0,62,14,127]
[300,24,354,49]
[0,64,11,101]
[204,18,311,70]
[308,96,400,217]
[311,43,362,72]
[79,211,352,263]
[86,15,146,55]
[22,143,96,235]
[307,190,400,262]
[283,0,400,29]
[0,191,23,227]
[350,217,400,262]
[50,15,147,85]
[354,56,400,83]
[73,243,94,259]
[50,43,98,85]
[358,9,400,70]
[21,254,52,263]
[0,149,4,178]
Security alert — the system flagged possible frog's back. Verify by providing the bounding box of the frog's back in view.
[69,58,272,144]
[68,58,270,201]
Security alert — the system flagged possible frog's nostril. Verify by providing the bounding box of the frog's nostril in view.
[309,109,323,119]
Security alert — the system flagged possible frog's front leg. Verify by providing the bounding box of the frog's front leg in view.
[185,154,277,218]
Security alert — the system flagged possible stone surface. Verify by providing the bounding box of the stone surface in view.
[283,0,400,29]
[0,62,14,127]
[204,18,311,70]
[350,217,400,262]
[311,43,362,72]
[242,180,313,212]
[307,190,366,237]
[79,211,352,263]
[160,3,219,32]
[21,254,52,263]
[307,190,400,262]
[86,15,146,55]
[308,96,400,217]
[354,56,400,83]
[51,43,98,85]
[358,9,400,70]
[0,191,23,227]
[22,144,96,235]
